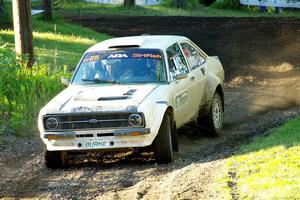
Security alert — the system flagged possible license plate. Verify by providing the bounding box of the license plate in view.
[83,140,109,148]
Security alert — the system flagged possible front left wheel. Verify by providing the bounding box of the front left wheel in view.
[45,150,68,169]
[153,114,173,164]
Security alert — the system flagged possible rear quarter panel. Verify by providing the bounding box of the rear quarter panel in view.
[198,56,225,116]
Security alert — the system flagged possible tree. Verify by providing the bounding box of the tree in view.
[43,0,52,20]
[0,0,4,9]
[124,0,135,6]
[0,0,3,9]
[12,0,34,67]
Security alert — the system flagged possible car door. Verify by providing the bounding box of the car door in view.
[179,42,207,117]
[166,43,193,127]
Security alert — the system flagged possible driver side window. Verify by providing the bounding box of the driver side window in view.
[180,42,205,70]
[166,43,189,80]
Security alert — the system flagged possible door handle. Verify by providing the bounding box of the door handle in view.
[190,76,195,81]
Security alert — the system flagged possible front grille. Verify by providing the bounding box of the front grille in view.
[43,112,144,131]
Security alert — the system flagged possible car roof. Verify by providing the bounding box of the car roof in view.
[86,35,189,53]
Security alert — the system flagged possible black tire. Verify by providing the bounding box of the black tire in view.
[153,114,173,164]
[198,92,223,136]
[45,150,68,169]
[171,122,179,152]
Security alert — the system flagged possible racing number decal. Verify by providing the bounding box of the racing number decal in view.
[175,91,188,108]
[83,55,100,62]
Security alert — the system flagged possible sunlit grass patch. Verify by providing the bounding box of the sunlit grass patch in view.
[230,146,300,199]
[32,19,110,67]
[54,1,300,18]
[0,17,111,68]
[218,116,300,199]
[33,32,97,46]
[55,2,203,16]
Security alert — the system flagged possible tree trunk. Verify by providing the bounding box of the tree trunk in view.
[124,0,135,6]
[43,0,52,20]
[12,0,34,67]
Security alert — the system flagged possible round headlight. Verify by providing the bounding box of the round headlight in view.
[128,114,143,126]
[46,117,58,130]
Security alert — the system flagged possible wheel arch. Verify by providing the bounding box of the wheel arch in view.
[166,106,175,126]
[215,84,225,112]
[165,106,178,152]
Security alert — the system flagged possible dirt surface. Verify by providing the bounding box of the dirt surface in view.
[1,16,300,199]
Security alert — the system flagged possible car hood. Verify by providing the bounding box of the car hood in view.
[43,84,159,114]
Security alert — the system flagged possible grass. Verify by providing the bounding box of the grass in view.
[54,1,300,18]
[218,116,300,199]
[1,2,111,68]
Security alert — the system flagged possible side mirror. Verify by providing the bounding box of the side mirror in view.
[175,73,188,80]
[61,77,70,86]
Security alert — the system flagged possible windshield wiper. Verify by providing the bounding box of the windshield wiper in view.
[82,78,119,84]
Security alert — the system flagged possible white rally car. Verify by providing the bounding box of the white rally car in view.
[38,35,225,168]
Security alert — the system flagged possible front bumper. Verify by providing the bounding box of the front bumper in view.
[42,128,151,151]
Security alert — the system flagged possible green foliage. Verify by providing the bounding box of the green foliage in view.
[0,0,10,27]
[162,0,200,8]
[0,14,110,136]
[60,0,83,3]
[0,37,69,136]
[210,0,240,9]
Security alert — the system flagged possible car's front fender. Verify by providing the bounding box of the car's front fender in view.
[138,100,170,146]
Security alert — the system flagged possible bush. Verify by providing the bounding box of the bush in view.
[0,37,70,136]
[59,0,83,3]
[199,0,215,6]
[210,0,240,9]
[162,0,199,8]
[0,2,10,28]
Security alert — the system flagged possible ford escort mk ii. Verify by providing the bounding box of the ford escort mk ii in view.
[38,35,225,168]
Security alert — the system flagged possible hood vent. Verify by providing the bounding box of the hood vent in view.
[108,45,140,49]
[123,89,137,96]
[98,96,128,101]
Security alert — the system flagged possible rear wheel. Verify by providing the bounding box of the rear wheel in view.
[153,114,173,164]
[198,92,223,136]
[45,150,68,169]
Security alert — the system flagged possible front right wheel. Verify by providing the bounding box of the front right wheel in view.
[153,114,173,164]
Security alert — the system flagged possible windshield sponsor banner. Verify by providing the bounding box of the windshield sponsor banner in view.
[240,0,300,8]
[83,49,162,63]
[132,53,162,59]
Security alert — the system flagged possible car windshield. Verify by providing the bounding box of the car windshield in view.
[72,49,167,85]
